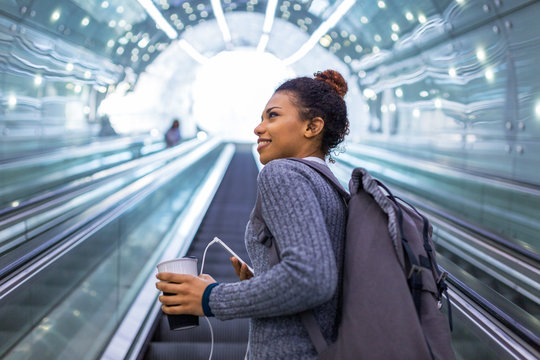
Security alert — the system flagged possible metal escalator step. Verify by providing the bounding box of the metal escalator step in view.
[155,315,249,343]
[145,341,248,360]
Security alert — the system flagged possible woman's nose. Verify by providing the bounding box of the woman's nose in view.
[254,122,264,135]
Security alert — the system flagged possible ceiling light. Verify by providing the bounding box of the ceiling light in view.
[81,17,90,26]
[391,23,399,32]
[391,33,399,41]
[485,68,494,82]
[476,48,486,62]
[405,12,414,21]
[418,14,427,24]
[66,63,74,72]
[51,10,61,22]
[211,0,232,43]
[395,88,403,97]
[136,0,178,39]
[8,95,17,108]
[101,1,109,9]
[448,67,457,77]
[360,16,368,24]
[34,75,43,86]
[283,0,357,65]
[377,1,386,9]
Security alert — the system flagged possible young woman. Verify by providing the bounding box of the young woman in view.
[156,69,350,358]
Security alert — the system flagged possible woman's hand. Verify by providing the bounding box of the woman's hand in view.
[230,257,253,280]
[156,273,216,316]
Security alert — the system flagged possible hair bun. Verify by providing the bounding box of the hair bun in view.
[314,70,348,98]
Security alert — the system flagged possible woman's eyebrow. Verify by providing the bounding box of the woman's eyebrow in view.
[261,106,282,120]
[266,106,281,114]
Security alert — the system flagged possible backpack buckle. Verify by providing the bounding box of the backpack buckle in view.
[407,264,424,279]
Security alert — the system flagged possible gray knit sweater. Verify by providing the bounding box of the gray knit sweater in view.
[209,158,347,359]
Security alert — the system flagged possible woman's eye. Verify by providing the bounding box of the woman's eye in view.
[269,112,278,118]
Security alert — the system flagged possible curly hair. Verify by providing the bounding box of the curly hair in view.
[275,70,349,158]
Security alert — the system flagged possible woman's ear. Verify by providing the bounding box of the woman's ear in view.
[305,117,324,138]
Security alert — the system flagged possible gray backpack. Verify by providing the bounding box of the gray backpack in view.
[256,158,455,359]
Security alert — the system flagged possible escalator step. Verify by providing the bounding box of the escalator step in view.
[156,316,249,343]
[145,342,248,360]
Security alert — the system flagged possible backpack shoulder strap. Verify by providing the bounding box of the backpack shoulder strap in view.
[286,158,351,201]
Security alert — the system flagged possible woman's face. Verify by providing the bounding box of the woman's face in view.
[254,91,309,165]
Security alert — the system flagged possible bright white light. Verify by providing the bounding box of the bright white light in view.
[81,17,90,26]
[434,98,442,109]
[138,37,150,48]
[373,46,380,53]
[466,134,476,143]
[117,6,124,13]
[413,108,420,118]
[377,1,386,9]
[8,95,17,108]
[51,10,61,22]
[283,0,356,65]
[418,14,427,24]
[363,88,376,99]
[360,16,368,24]
[476,48,486,62]
[107,39,115,47]
[83,106,90,114]
[419,90,429,98]
[391,33,399,41]
[395,88,403,98]
[101,1,109,9]
[192,50,294,142]
[177,39,209,64]
[381,105,388,113]
[74,84,82,93]
[535,103,540,118]
[456,0,465,4]
[197,131,208,141]
[449,67,457,77]
[97,86,107,93]
[109,20,116,27]
[11,201,20,207]
[136,0,178,39]
[211,0,232,43]
[374,34,382,42]
[391,23,399,32]
[66,63,74,72]
[485,68,494,82]
[389,103,396,112]
[257,0,278,52]
[405,12,414,21]
[34,75,43,86]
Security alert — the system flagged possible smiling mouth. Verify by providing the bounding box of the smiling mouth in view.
[257,139,271,151]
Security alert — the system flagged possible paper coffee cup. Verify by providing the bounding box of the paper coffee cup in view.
[157,256,199,331]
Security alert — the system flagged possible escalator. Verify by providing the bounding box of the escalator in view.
[0,139,232,359]
[141,145,257,360]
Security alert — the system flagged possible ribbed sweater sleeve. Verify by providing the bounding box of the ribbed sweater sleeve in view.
[208,159,338,320]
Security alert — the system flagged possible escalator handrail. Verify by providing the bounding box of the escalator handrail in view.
[0,134,154,169]
[0,138,202,220]
[0,138,222,286]
[443,266,540,351]
[345,142,540,197]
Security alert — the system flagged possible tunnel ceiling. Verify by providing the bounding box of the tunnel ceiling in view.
[1,0,461,81]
